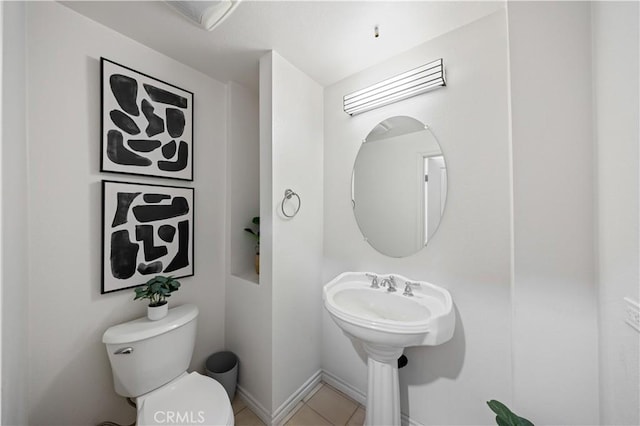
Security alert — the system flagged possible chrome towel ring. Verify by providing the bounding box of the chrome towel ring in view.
[281,189,301,218]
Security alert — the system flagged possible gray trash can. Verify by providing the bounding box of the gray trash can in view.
[205,351,238,401]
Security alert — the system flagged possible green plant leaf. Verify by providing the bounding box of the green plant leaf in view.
[487,400,514,420]
[516,416,534,426]
[496,417,510,426]
[244,228,258,237]
[244,217,260,243]
[487,400,534,426]
[133,275,181,305]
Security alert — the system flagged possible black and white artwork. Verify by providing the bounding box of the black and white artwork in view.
[102,180,194,293]
[101,58,194,181]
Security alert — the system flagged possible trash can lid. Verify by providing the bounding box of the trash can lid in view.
[206,351,238,373]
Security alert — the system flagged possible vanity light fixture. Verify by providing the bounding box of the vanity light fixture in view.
[165,0,242,31]
[343,58,446,116]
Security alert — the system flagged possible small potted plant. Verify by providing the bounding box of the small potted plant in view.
[134,275,181,320]
[244,216,260,274]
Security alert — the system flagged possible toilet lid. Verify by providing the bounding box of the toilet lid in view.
[137,372,234,426]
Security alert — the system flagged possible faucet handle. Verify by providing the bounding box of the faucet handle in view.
[403,281,420,296]
[365,273,379,289]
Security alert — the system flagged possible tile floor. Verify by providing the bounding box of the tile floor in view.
[232,382,365,426]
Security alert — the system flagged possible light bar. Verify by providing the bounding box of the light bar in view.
[344,59,446,116]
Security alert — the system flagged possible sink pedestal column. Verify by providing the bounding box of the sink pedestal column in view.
[362,342,404,426]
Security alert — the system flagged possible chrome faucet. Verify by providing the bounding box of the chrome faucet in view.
[381,276,397,292]
[365,273,379,289]
[403,281,420,297]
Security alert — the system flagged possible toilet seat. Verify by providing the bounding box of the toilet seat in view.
[136,372,234,426]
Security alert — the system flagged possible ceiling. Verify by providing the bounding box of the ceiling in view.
[61,1,504,91]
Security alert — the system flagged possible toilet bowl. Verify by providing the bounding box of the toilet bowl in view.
[103,304,233,426]
[137,372,233,425]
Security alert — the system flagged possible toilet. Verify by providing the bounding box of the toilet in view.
[103,304,234,425]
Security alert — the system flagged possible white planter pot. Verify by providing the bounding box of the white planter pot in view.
[147,303,168,321]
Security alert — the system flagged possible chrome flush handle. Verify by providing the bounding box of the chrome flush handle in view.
[114,347,133,355]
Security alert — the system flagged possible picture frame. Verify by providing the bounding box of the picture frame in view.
[101,58,194,181]
[101,180,195,294]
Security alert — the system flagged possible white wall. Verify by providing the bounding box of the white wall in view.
[1,2,28,424]
[323,10,512,425]
[227,81,260,278]
[225,81,273,417]
[508,3,600,424]
[593,2,640,425]
[26,3,227,424]
[267,51,324,414]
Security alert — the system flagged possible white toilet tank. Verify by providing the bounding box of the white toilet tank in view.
[103,304,199,397]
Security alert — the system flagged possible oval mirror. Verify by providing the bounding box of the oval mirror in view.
[352,116,447,257]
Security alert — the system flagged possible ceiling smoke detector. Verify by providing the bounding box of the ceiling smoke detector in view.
[165,1,242,31]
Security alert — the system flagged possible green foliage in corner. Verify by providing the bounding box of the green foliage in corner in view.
[243,216,260,254]
[133,275,181,307]
[487,400,534,426]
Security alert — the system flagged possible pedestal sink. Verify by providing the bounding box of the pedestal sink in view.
[323,272,455,426]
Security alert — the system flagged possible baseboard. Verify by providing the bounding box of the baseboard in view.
[238,369,422,426]
[321,370,423,426]
[401,412,424,426]
[236,385,271,425]
[320,370,366,405]
[271,370,322,425]
[236,370,322,426]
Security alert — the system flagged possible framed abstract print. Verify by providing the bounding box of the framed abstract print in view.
[102,180,194,293]
[101,58,194,181]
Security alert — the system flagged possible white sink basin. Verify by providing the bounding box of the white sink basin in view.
[323,272,455,426]
[323,272,454,348]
